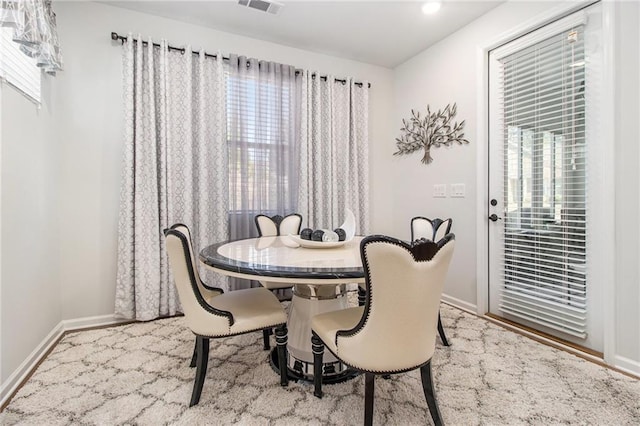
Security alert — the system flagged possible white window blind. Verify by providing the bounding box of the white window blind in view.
[225,66,296,214]
[0,27,41,103]
[495,21,588,338]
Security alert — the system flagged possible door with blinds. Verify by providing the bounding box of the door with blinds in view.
[488,3,602,350]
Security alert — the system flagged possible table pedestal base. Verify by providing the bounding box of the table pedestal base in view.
[269,349,359,384]
[271,283,358,382]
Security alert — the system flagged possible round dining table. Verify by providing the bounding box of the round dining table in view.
[199,235,365,383]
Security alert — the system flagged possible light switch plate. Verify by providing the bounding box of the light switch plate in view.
[450,183,466,198]
[433,184,447,198]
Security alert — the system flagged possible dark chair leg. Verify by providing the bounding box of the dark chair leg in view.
[311,333,324,398]
[364,373,375,426]
[263,328,272,350]
[275,324,289,387]
[420,360,443,426]
[437,311,450,346]
[190,336,209,407]
[189,339,197,368]
[358,286,367,306]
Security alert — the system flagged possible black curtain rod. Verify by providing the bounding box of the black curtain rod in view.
[110,32,371,88]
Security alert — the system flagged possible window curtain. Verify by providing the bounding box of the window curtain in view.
[298,72,370,234]
[227,55,300,237]
[115,36,228,320]
[0,0,62,74]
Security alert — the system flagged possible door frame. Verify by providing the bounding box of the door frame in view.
[475,0,616,363]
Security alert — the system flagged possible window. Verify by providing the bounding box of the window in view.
[225,68,298,217]
[0,27,41,103]
[506,127,567,226]
[489,10,593,339]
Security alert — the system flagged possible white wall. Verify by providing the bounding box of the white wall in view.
[52,1,395,320]
[612,0,640,369]
[1,78,60,382]
[392,1,558,307]
[392,1,639,371]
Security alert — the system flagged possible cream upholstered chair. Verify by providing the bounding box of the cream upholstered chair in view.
[255,213,302,349]
[255,213,303,239]
[311,234,455,426]
[411,216,453,346]
[164,226,289,406]
[411,217,453,243]
[168,224,224,367]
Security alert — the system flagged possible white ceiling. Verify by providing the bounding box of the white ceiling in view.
[102,0,503,68]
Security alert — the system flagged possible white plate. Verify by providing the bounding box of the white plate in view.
[286,208,356,249]
[286,234,349,249]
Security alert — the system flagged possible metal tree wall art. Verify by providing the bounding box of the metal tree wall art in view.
[394,103,469,164]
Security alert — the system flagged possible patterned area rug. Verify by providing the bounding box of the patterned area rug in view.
[2,301,639,425]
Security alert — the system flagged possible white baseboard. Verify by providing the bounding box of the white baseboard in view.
[1,314,126,408]
[613,355,640,378]
[0,322,64,408]
[441,293,477,314]
[62,314,129,332]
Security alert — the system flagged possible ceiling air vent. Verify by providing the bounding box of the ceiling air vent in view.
[238,0,283,15]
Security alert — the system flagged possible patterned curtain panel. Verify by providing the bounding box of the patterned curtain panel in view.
[298,72,370,234]
[226,55,301,290]
[0,0,62,74]
[115,36,229,320]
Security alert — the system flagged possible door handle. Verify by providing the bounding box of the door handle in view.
[489,214,501,222]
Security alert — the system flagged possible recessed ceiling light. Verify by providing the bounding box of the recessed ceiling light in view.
[422,1,441,15]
